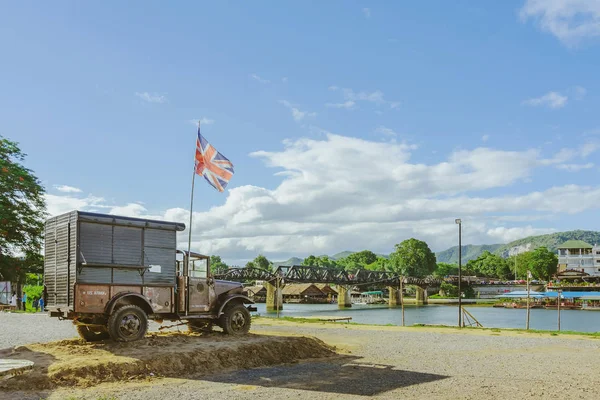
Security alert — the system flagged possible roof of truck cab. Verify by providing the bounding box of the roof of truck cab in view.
[48,210,186,231]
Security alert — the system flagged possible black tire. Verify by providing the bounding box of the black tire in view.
[188,320,213,334]
[219,303,251,335]
[76,325,110,342]
[107,304,148,342]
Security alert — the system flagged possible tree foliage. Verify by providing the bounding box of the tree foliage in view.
[388,238,437,277]
[252,254,272,271]
[210,255,229,275]
[0,136,45,280]
[466,251,511,278]
[337,250,379,271]
[434,262,458,277]
[520,247,558,280]
[302,255,339,270]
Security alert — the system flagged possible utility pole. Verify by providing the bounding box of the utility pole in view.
[557,288,562,331]
[526,270,531,330]
[400,277,405,327]
[455,219,462,328]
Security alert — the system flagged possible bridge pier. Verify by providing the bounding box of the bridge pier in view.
[388,286,401,306]
[265,280,283,312]
[337,285,352,308]
[415,286,428,305]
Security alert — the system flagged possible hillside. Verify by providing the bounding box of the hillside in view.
[435,230,600,264]
[494,230,600,258]
[435,244,503,264]
[272,257,303,267]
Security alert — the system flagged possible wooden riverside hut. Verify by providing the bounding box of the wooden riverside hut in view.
[282,283,327,304]
[243,285,267,303]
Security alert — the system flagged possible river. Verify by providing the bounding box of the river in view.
[254,303,600,332]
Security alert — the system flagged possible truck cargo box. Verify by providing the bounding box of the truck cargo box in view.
[44,211,185,310]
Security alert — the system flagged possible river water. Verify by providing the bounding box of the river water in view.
[255,303,600,333]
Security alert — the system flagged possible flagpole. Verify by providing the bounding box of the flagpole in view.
[186,121,200,277]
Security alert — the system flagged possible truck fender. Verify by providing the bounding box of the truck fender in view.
[217,294,255,317]
[105,292,153,316]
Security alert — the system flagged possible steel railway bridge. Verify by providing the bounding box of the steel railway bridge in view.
[214,265,470,309]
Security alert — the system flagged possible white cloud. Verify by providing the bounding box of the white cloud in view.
[481,134,490,142]
[189,117,215,126]
[486,226,556,243]
[43,136,600,264]
[279,100,317,122]
[135,92,167,103]
[363,8,371,18]
[250,74,270,84]
[325,100,356,109]
[329,86,400,109]
[556,162,594,172]
[375,126,398,137]
[540,141,599,166]
[53,185,82,193]
[522,91,568,109]
[520,0,600,45]
[44,194,106,217]
[572,85,587,100]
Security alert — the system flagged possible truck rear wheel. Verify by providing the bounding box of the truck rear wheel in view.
[107,304,148,342]
[76,325,109,342]
[220,303,251,335]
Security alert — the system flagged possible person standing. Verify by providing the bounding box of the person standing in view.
[33,297,39,312]
[10,292,17,310]
[21,292,27,311]
[38,296,45,312]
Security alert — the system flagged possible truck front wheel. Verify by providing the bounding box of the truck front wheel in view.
[219,303,251,335]
[107,305,148,342]
[76,325,110,342]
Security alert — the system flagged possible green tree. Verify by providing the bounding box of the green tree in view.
[210,255,229,275]
[302,255,339,270]
[337,250,379,271]
[0,136,46,282]
[524,247,558,280]
[388,238,437,277]
[434,262,458,277]
[507,252,533,280]
[252,254,272,271]
[466,251,510,278]
[365,256,389,271]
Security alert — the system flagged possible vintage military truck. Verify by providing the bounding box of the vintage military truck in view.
[43,211,255,342]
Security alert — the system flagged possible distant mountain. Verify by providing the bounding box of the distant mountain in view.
[330,251,354,260]
[493,230,600,258]
[435,230,600,264]
[272,257,303,267]
[435,244,503,264]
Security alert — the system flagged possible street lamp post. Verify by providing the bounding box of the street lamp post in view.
[455,218,462,328]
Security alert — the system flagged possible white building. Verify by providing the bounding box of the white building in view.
[557,240,600,277]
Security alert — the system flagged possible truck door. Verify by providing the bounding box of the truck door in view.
[186,256,215,313]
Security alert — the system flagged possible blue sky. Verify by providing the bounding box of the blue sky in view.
[2,1,600,263]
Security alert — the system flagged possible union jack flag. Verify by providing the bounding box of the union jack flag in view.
[194,128,234,192]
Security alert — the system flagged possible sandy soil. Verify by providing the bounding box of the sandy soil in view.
[1,317,600,399]
[0,331,335,391]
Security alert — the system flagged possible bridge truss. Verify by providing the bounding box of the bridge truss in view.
[215,264,450,288]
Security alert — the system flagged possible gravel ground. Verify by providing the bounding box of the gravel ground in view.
[1,314,600,399]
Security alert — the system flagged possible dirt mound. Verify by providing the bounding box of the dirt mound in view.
[0,332,336,390]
